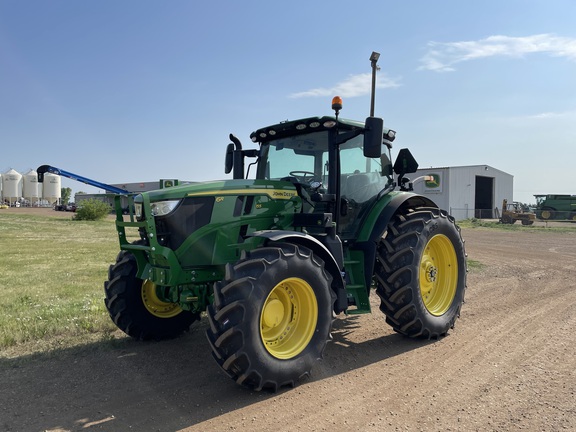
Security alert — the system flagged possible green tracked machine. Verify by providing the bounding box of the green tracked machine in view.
[105,53,467,391]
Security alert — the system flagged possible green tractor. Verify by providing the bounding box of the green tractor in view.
[104,54,467,391]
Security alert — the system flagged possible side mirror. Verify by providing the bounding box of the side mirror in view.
[393,148,419,176]
[225,143,234,174]
[363,116,383,158]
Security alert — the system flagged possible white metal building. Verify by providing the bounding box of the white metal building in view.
[409,165,513,220]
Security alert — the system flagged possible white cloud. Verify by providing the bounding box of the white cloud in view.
[419,34,576,72]
[289,72,400,99]
[494,110,576,125]
[523,110,576,120]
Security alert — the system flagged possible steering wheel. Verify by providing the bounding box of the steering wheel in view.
[289,171,317,184]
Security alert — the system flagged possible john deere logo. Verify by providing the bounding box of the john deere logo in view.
[425,174,440,188]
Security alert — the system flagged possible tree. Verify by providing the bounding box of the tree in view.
[61,187,72,205]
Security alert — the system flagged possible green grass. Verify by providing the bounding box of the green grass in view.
[458,218,576,233]
[466,259,484,271]
[0,213,121,357]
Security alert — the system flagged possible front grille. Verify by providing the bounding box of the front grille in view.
[155,197,214,250]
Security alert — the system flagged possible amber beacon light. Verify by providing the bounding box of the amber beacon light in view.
[331,96,343,113]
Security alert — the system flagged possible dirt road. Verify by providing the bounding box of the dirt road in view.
[1,226,575,431]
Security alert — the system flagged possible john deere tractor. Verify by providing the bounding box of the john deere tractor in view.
[104,53,467,391]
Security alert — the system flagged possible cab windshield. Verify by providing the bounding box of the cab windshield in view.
[259,130,391,195]
[257,129,393,237]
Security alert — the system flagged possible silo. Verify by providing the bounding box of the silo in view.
[42,172,61,205]
[2,169,22,205]
[23,169,40,206]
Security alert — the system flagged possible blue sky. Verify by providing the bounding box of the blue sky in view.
[1,0,575,204]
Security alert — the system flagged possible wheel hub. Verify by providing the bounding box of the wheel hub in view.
[425,263,438,282]
[141,280,182,318]
[262,297,285,328]
[260,277,318,359]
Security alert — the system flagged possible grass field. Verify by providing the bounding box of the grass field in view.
[0,213,121,358]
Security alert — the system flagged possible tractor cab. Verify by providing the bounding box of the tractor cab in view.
[250,115,397,238]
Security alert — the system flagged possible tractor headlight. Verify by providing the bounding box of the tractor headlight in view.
[134,202,143,219]
[150,200,180,217]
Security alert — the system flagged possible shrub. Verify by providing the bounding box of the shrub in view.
[73,199,111,221]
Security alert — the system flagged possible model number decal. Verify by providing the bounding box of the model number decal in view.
[189,189,297,200]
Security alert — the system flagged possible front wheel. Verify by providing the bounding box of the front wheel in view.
[206,243,334,391]
[539,208,555,220]
[375,207,467,338]
[104,247,199,340]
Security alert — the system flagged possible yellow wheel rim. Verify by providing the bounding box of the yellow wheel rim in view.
[260,277,318,359]
[541,210,552,220]
[419,234,458,316]
[141,280,182,318]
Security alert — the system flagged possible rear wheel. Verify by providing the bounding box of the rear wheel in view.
[104,246,199,340]
[375,208,467,338]
[206,243,334,391]
[521,219,534,226]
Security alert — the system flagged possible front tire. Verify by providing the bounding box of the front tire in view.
[539,207,555,220]
[104,247,198,340]
[206,243,334,391]
[375,208,467,338]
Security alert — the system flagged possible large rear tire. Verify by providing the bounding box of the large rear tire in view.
[104,247,199,340]
[206,243,334,391]
[375,208,467,338]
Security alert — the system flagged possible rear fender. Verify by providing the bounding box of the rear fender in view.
[250,230,347,313]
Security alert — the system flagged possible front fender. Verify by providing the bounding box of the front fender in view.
[250,230,347,313]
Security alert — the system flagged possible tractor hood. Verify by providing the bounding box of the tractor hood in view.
[141,179,299,202]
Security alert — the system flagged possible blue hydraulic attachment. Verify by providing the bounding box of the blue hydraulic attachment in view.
[37,165,130,195]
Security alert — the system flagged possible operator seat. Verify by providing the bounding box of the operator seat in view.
[344,173,372,203]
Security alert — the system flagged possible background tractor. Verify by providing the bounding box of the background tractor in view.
[105,53,467,391]
[534,194,576,221]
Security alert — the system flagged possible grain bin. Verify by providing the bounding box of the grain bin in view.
[2,169,22,205]
[42,172,61,205]
[23,169,40,206]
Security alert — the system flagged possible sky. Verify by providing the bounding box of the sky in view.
[1,0,575,205]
